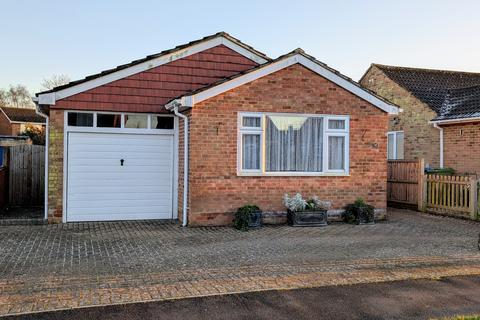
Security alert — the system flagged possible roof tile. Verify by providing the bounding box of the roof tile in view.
[1,107,46,123]
[373,64,480,114]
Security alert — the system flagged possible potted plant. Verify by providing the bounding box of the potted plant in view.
[283,193,331,227]
[342,198,375,225]
[233,205,262,231]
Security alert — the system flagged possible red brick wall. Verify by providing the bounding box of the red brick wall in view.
[10,123,22,135]
[443,122,480,175]
[360,66,440,167]
[54,45,258,113]
[186,64,388,226]
[0,112,12,135]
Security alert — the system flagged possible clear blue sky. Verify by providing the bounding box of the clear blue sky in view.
[1,0,479,94]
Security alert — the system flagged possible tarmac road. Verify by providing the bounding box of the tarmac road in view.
[4,275,480,320]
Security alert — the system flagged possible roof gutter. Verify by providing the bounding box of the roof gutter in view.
[166,101,190,227]
[430,117,480,125]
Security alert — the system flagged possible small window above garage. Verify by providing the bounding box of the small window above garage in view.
[67,112,93,127]
[65,111,175,132]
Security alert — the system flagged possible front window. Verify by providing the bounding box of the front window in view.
[387,131,404,160]
[238,113,349,175]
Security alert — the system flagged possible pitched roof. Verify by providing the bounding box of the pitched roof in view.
[370,64,480,114]
[433,85,480,121]
[35,32,270,99]
[166,49,399,114]
[0,107,46,123]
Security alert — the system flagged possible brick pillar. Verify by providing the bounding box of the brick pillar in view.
[47,109,64,223]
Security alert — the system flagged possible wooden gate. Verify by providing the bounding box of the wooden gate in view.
[387,159,424,210]
[8,145,45,206]
[425,174,478,219]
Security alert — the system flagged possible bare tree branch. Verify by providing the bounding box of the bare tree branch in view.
[0,85,34,109]
[40,74,71,91]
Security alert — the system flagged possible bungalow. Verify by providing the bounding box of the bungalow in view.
[35,32,398,225]
[360,64,480,174]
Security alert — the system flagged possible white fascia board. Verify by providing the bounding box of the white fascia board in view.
[37,36,268,106]
[184,54,399,114]
[10,121,46,125]
[38,93,55,105]
[429,117,480,125]
[220,38,267,65]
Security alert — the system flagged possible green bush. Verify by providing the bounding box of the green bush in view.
[233,205,260,231]
[342,198,374,224]
[425,167,456,175]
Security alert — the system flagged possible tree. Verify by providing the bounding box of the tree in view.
[0,89,7,108]
[19,124,45,145]
[0,85,33,108]
[40,74,70,91]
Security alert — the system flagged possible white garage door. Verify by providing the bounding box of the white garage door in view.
[66,132,174,222]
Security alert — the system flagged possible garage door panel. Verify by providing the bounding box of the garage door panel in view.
[70,185,173,194]
[71,146,170,159]
[69,191,170,201]
[70,134,168,142]
[68,206,171,215]
[67,132,174,222]
[66,213,169,222]
[69,198,171,208]
[68,158,172,167]
[68,171,172,181]
[70,144,172,153]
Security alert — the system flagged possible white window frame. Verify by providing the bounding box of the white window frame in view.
[237,112,350,176]
[65,110,174,134]
[387,130,404,160]
[238,113,263,173]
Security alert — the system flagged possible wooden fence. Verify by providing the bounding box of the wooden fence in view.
[425,174,478,220]
[8,145,45,206]
[0,167,7,209]
[387,159,424,210]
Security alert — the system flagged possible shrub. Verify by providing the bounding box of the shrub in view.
[425,167,456,176]
[343,198,374,224]
[233,205,261,231]
[18,124,45,145]
[283,193,331,212]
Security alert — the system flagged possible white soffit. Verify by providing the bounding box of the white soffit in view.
[37,36,268,105]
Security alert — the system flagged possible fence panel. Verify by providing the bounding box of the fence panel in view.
[425,174,478,219]
[387,159,424,210]
[0,167,7,209]
[8,145,45,206]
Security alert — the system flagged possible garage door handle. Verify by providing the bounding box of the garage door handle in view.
[120,159,125,166]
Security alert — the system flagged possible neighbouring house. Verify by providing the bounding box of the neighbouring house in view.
[360,64,480,174]
[35,32,398,225]
[0,107,46,136]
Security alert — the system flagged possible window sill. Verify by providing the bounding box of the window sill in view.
[237,171,350,177]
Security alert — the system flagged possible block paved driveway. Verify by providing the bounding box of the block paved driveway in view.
[1,209,479,316]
